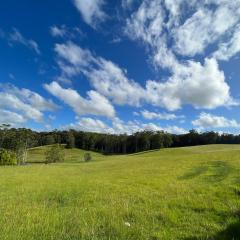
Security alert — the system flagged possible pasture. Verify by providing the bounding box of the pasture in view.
[0,145,240,240]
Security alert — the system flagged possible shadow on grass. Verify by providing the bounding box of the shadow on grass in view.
[184,219,240,240]
[179,165,208,180]
[179,161,233,182]
[128,149,161,156]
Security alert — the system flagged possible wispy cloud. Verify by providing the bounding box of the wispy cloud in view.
[73,0,106,28]
[50,25,82,39]
[8,28,41,55]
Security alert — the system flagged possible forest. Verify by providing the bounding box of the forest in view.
[1,124,240,155]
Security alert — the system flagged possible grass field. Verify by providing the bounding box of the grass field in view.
[0,145,240,240]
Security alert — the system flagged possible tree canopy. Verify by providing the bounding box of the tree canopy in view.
[1,125,240,155]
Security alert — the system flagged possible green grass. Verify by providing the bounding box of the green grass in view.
[0,144,240,240]
[27,145,103,163]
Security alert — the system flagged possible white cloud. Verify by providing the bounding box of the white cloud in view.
[55,42,145,106]
[3,84,58,112]
[44,81,115,118]
[50,25,82,39]
[174,2,240,56]
[66,116,187,135]
[140,110,183,120]
[125,0,240,66]
[133,111,140,116]
[125,0,164,44]
[164,125,187,135]
[50,25,67,37]
[73,0,106,28]
[87,58,145,106]
[0,110,26,126]
[146,58,236,111]
[68,117,113,133]
[55,41,93,75]
[125,0,179,69]
[11,88,58,112]
[213,25,240,61]
[124,1,239,110]
[192,112,240,129]
[112,118,141,134]
[55,42,237,111]
[9,28,40,55]
[0,84,58,124]
[141,123,187,134]
[122,0,134,9]
[0,93,43,122]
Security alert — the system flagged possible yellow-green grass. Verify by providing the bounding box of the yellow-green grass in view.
[27,145,103,163]
[0,145,240,240]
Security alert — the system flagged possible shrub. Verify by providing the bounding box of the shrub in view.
[45,144,65,164]
[83,152,92,162]
[0,149,17,166]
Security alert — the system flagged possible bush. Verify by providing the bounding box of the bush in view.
[83,152,92,162]
[0,149,17,166]
[45,144,65,164]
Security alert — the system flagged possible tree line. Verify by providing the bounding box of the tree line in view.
[1,125,240,155]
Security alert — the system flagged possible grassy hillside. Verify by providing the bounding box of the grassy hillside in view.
[0,145,240,240]
[27,145,104,163]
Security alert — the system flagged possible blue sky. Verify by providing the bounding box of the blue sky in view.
[0,0,240,134]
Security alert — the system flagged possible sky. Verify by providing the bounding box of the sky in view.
[0,0,240,135]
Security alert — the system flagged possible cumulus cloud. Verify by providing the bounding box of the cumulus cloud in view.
[73,0,106,28]
[68,117,113,133]
[44,81,115,118]
[141,122,187,134]
[140,110,184,120]
[146,58,236,111]
[122,1,238,112]
[9,28,40,55]
[0,84,58,125]
[192,112,240,129]
[66,116,187,135]
[54,42,237,111]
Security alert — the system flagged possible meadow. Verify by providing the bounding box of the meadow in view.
[0,144,240,240]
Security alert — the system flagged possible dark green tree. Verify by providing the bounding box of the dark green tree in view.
[66,131,75,149]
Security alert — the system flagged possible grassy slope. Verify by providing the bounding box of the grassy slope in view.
[27,145,103,163]
[0,145,240,240]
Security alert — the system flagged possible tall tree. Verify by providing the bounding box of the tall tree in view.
[66,131,75,149]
